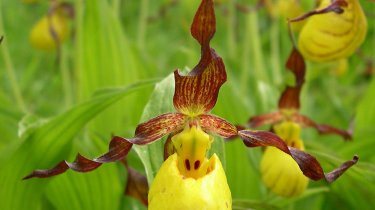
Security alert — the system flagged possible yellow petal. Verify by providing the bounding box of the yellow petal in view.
[29,12,69,50]
[298,0,367,62]
[148,153,232,210]
[261,146,309,197]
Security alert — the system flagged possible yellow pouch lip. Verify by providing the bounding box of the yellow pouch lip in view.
[148,153,232,210]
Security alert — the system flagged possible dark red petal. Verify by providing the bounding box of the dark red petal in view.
[23,160,69,179]
[191,0,215,48]
[199,114,237,138]
[289,0,348,23]
[23,113,185,179]
[189,0,218,76]
[239,130,289,151]
[173,55,226,115]
[325,155,359,183]
[125,166,149,206]
[94,136,133,163]
[238,130,358,182]
[22,136,134,179]
[292,114,352,140]
[285,47,306,86]
[66,154,102,172]
[132,113,186,145]
[278,86,301,110]
[248,112,283,128]
[279,48,305,110]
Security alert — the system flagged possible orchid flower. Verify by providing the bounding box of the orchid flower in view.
[24,0,358,208]
[296,0,367,74]
[249,48,353,140]
[247,47,356,197]
[30,1,74,51]
[25,1,235,208]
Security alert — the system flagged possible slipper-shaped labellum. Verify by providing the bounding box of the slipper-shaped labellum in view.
[30,9,69,50]
[260,121,308,197]
[298,0,367,62]
[149,126,231,210]
[24,0,237,208]
[246,47,357,197]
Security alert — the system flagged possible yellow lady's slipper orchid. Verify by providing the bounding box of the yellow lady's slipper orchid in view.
[149,126,231,210]
[29,10,69,50]
[298,0,367,62]
[260,122,308,197]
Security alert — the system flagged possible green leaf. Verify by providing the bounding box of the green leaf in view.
[0,79,157,210]
[134,74,175,183]
[45,134,122,210]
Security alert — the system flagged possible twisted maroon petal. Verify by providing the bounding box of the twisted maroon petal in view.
[238,130,358,182]
[132,113,186,145]
[23,113,186,179]
[94,136,133,163]
[289,0,348,23]
[248,112,284,128]
[292,114,352,140]
[199,114,237,138]
[23,136,132,179]
[23,160,69,179]
[66,154,102,172]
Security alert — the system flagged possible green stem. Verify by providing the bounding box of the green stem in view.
[247,11,269,112]
[270,17,282,87]
[227,0,236,58]
[60,46,73,107]
[248,11,267,83]
[111,0,121,17]
[240,13,250,98]
[137,0,148,49]
[0,2,28,113]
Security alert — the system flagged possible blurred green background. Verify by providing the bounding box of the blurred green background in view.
[0,0,374,209]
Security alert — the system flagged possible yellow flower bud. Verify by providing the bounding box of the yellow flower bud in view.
[260,121,308,197]
[29,11,69,50]
[298,0,367,62]
[148,153,232,210]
